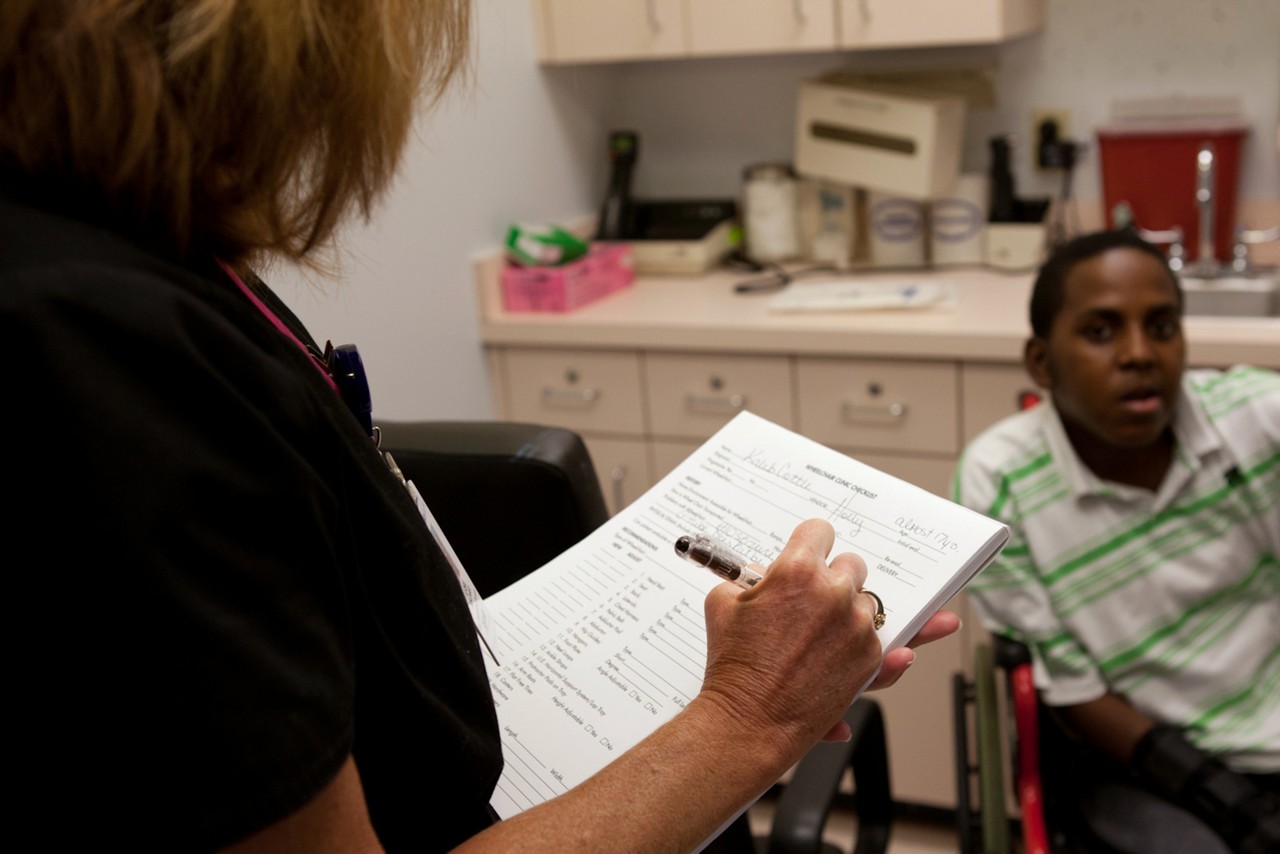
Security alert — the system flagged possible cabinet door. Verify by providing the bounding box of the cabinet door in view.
[502,347,646,436]
[537,0,685,63]
[796,357,959,455]
[646,352,795,439]
[650,438,703,483]
[874,619,968,807]
[837,0,1045,48]
[581,436,654,515]
[960,362,1043,446]
[687,0,836,56]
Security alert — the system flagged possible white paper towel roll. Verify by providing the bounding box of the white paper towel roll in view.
[930,173,988,267]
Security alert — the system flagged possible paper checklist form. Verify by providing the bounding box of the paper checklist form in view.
[481,411,1008,819]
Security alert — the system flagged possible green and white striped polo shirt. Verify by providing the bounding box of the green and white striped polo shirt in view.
[954,366,1280,772]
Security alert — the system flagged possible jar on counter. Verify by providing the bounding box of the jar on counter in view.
[742,162,801,264]
[867,190,926,268]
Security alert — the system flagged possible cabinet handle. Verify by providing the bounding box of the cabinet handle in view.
[542,387,600,406]
[1238,225,1280,244]
[645,0,662,32]
[842,401,907,420]
[685,393,746,412]
[1137,226,1183,246]
[609,466,627,512]
[858,0,871,23]
[792,0,807,25]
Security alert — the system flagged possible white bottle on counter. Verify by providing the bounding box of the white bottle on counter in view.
[743,163,801,264]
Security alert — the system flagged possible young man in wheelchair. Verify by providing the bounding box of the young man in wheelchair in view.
[953,229,1279,854]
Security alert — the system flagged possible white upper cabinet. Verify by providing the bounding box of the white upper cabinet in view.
[533,0,1044,64]
[687,0,837,57]
[534,0,686,64]
[837,0,1045,49]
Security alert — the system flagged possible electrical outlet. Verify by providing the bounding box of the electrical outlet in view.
[1033,109,1071,170]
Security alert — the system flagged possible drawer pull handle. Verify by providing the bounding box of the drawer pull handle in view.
[842,401,907,420]
[645,0,662,32]
[685,393,746,412]
[542,387,599,406]
[609,466,627,512]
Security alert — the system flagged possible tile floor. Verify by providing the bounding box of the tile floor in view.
[747,800,960,854]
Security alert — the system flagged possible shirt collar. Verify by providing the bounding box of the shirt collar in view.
[1040,374,1222,502]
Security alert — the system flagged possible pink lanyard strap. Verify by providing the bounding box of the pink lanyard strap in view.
[216,258,339,393]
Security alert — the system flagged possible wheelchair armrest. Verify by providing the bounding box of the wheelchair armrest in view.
[1009,661,1049,854]
[993,634,1032,669]
[955,639,1053,854]
[764,698,893,854]
[974,643,1013,854]
[991,636,1050,854]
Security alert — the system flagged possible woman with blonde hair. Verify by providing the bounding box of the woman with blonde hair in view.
[1,2,954,850]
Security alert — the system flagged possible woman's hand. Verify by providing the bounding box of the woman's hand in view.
[698,519,962,750]
[466,519,964,853]
[697,520,883,757]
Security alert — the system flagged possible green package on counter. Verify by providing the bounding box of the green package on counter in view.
[505,222,589,266]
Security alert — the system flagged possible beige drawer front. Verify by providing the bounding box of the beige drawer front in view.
[645,352,794,439]
[797,357,959,454]
[961,362,1043,445]
[502,348,645,435]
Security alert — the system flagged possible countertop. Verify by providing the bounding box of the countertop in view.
[475,254,1280,368]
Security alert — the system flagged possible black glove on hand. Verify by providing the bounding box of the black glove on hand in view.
[1130,724,1280,854]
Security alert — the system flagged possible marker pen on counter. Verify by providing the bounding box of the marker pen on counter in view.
[673,534,763,589]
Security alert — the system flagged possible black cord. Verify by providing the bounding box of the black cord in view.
[721,250,767,273]
[733,263,835,294]
[1047,141,1080,248]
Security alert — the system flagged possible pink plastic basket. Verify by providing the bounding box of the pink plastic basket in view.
[501,243,634,313]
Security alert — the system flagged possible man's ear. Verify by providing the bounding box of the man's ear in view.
[1024,337,1052,389]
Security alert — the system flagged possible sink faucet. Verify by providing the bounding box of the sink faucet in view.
[1138,142,1278,280]
[1187,142,1220,277]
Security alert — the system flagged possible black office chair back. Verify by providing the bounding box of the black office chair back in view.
[377,420,609,597]
[380,420,892,854]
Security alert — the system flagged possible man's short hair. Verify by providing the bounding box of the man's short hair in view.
[1029,230,1181,338]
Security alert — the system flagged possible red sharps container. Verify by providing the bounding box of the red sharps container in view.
[1097,120,1248,264]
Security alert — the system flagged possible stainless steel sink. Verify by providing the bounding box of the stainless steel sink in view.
[1180,271,1280,318]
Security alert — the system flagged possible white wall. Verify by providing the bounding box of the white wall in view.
[274,0,616,420]
[604,0,1279,204]
[276,0,1279,422]
[988,0,1280,203]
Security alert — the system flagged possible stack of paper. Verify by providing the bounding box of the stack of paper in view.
[767,278,957,313]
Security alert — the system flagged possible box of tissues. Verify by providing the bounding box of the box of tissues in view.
[501,243,634,313]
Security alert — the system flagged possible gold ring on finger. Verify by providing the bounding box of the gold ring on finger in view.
[863,589,886,630]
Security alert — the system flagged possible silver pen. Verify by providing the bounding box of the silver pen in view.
[674,534,763,589]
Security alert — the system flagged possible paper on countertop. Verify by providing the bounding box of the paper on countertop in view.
[767,278,957,313]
